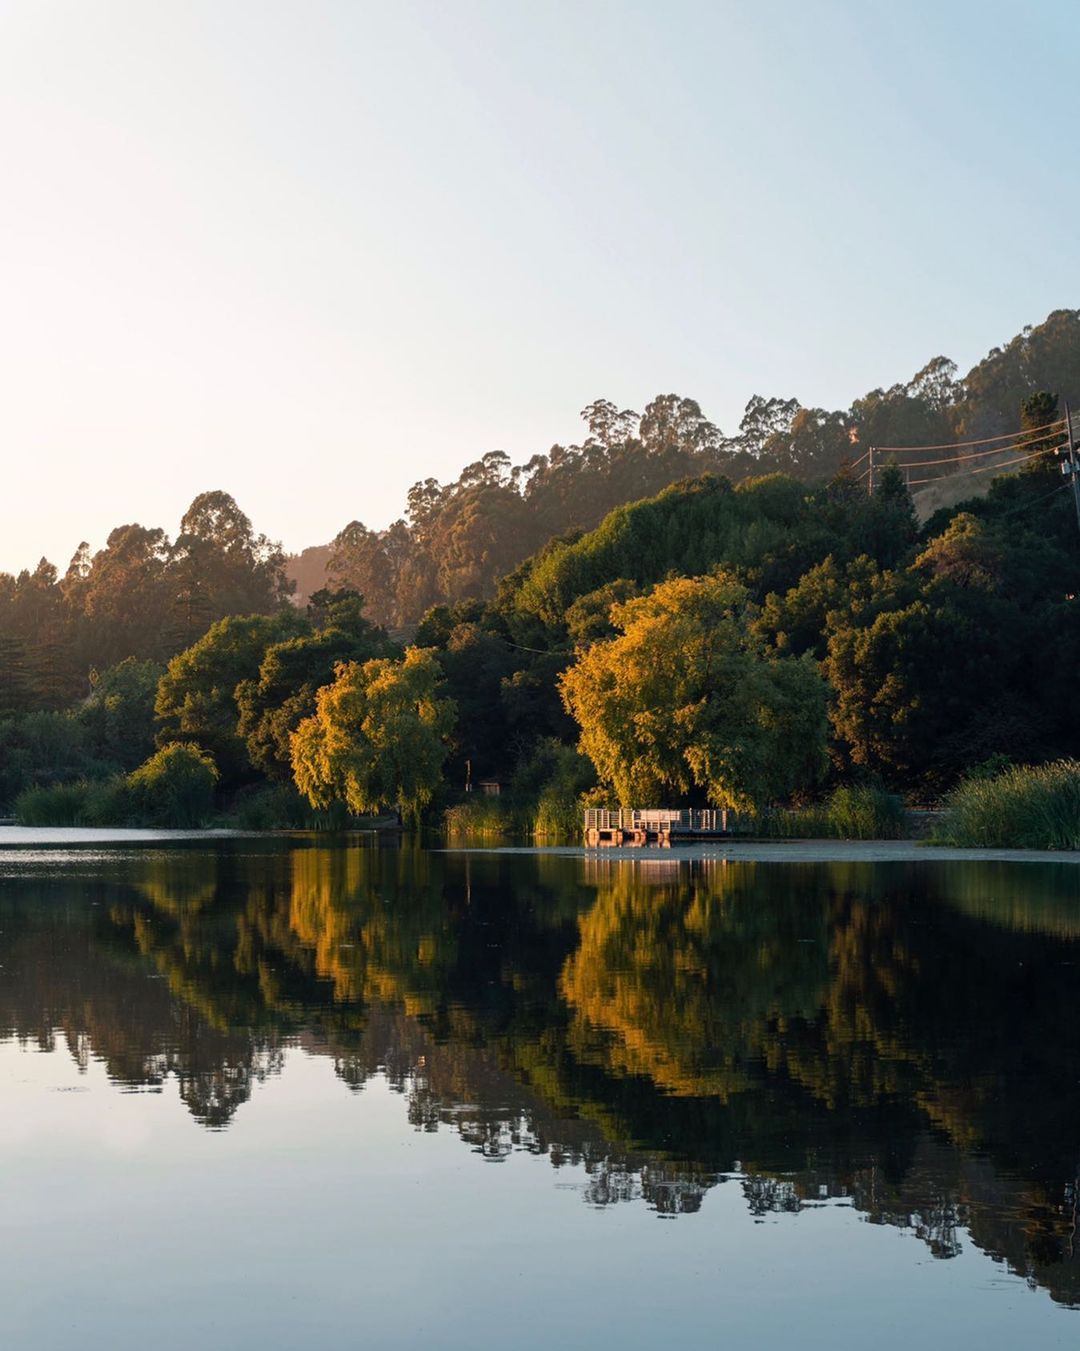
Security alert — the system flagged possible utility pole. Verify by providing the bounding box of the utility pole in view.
[1066,403,1080,537]
[868,445,876,497]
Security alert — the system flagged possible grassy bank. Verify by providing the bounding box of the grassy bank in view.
[14,770,366,832]
[443,784,911,845]
[933,760,1080,850]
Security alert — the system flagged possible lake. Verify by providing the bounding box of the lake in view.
[1,834,1078,1349]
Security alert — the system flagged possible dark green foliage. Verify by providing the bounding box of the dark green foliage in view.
[514,738,597,839]
[935,761,1080,849]
[235,589,392,780]
[761,786,909,840]
[127,743,219,827]
[0,711,113,809]
[503,473,916,628]
[564,580,641,644]
[155,611,306,785]
[218,782,354,831]
[0,632,32,718]
[77,658,163,770]
[166,491,294,650]
[13,777,129,827]
[14,781,100,826]
[15,743,218,828]
[754,556,871,660]
[822,510,1074,790]
[0,491,292,718]
[431,621,517,785]
[8,310,1080,821]
[305,309,1080,630]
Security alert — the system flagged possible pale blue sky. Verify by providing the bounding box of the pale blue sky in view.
[1,0,1077,573]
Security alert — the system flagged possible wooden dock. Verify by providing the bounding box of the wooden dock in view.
[584,808,744,847]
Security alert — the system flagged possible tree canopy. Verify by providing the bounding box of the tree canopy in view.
[559,574,829,810]
[290,647,456,824]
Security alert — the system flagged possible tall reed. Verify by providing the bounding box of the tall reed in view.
[760,785,908,840]
[443,798,514,842]
[934,760,1080,850]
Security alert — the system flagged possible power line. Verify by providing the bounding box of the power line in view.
[500,636,573,657]
[891,427,1066,469]
[905,447,1052,486]
[876,416,1065,453]
[957,447,1057,476]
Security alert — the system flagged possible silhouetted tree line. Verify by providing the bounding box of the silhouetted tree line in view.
[0,489,291,717]
[5,310,1080,813]
[318,308,1080,626]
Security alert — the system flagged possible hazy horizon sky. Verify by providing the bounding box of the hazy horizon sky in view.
[2,0,1078,574]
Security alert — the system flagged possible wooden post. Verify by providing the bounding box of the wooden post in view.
[868,445,876,496]
[1066,403,1080,537]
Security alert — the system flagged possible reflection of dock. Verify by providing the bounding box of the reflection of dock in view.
[584,808,747,847]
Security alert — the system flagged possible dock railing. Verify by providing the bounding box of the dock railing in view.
[584,808,735,835]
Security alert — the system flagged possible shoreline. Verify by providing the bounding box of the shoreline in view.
[442,839,1080,865]
[3,826,1080,865]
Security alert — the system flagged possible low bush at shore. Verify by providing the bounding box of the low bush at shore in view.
[760,785,909,840]
[14,779,122,827]
[443,798,514,841]
[934,760,1080,849]
[14,743,217,828]
[442,789,588,845]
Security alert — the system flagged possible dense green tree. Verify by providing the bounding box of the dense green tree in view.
[127,742,219,827]
[68,524,173,666]
[429,621,517,785]
[0,560,82,709]
[823,555,1042,787]
[236,590,391,779]
[291,647,456,823]
[167,491,292,648]
[960,310,1080,440]
[78,657,164,771]
[155,612,304,784]
[0,632,33,718]
[560,574,829,810]
[754,556,875,661]
[0,711,108,808]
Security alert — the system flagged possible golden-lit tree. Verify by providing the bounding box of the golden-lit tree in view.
[559,573,828,810]
[291,647,455,824]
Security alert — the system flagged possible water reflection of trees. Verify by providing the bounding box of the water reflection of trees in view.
[2,846,1080,1302]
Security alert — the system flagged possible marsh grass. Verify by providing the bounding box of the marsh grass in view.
[760,785,909,840]
[443,797,515,842]
[531,790,581,841]
[443,789,582,845]
[14,778,129,827]
[934,760,1080,849]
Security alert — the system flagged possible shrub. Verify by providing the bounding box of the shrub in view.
[934,759,1080,849]
[531,791,583,841]
[823,785,908,840]
[761,785,908,840]
[514,738,597,842]
[220,783,355,831]
[14,781,93,826]
[13,776,131,827]
[127,743,218,827]
[443,798,513,842]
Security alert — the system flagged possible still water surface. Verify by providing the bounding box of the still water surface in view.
[1,837,1079,1348]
